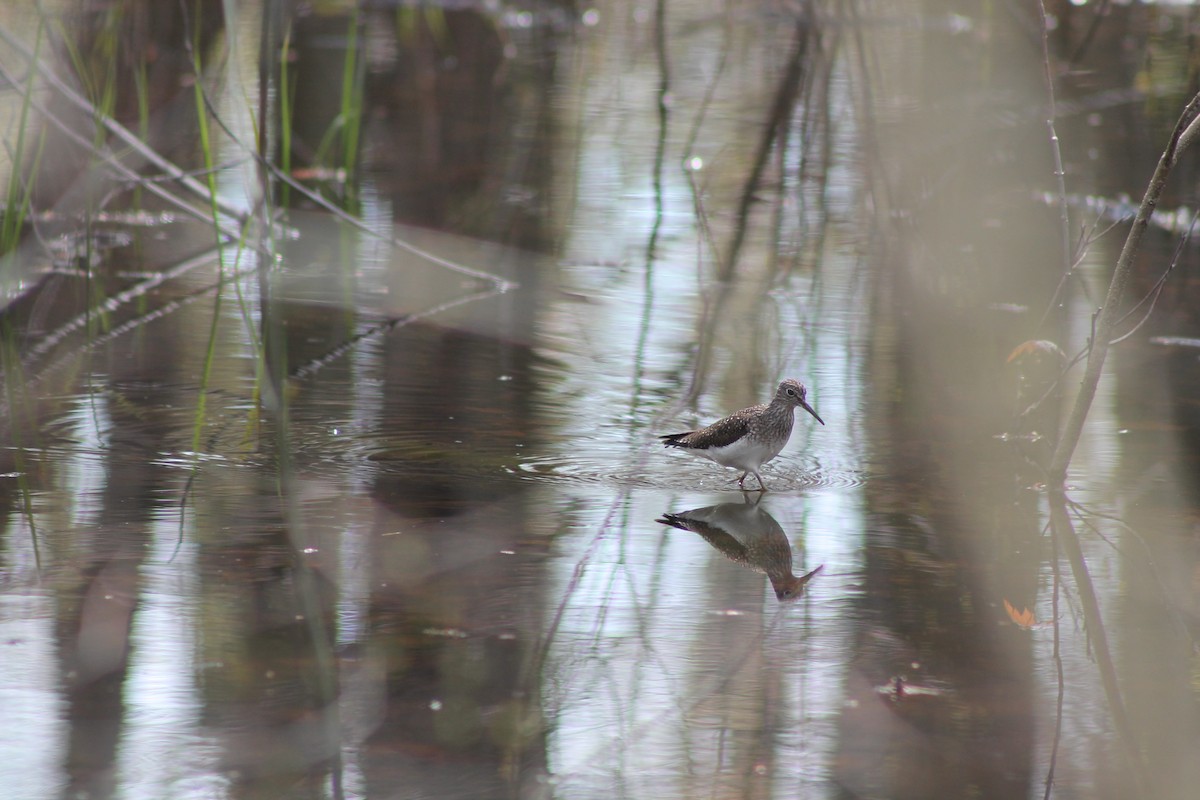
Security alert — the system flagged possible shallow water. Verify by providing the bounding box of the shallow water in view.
[3,2,1200,799]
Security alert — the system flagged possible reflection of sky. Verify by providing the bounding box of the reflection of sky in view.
[3,398,111,796]
[65,397,110,527]
[117,520,223,799]
[0,596,64,800]
[2,399,96,796]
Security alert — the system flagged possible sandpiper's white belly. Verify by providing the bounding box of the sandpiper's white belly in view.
[699,436,782,471]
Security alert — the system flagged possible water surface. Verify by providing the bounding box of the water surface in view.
[2,2,1200,799]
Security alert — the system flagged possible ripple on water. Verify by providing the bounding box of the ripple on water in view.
[511,451,868,492]
[284,427,871,493]
[509,453,652,488]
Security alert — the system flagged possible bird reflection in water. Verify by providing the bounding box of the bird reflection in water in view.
[656,495,823,600]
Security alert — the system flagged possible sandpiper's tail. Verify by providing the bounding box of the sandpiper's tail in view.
[659,432,694,448]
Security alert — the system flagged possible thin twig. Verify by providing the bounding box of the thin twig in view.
[1036,0,1073,281]
[1107,212,1196,345]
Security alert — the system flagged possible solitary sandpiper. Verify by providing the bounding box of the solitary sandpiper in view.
[659,379,824,491]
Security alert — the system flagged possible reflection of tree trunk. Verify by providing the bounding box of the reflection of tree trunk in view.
[257,0,285,193]
[54,342,190,795]
[1047,493,1149,798]
[355,8,558,252]
[286,9,365,188]
[58,558,140,799]
[356,321,548,796]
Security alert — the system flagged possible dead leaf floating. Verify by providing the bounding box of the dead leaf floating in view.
[1004,598,1044,630]
[1006,340,1067,365]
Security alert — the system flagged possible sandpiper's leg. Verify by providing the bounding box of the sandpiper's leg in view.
[737,472,748,489]
[751,471,767,492]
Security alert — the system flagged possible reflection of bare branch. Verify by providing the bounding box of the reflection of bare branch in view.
[723,12,812,281]
[680,8,729,163]
[532,495,626,679]
[680,280,733,408]
[20,244,225,361]
[1065,497,1195,650]
[844,0,890,217]
[1067,0,1113,65]
[288,284,509,381]
[1043,518,1063,800]
[1048,494,1150,799]
[777,13,837,287]
[630,0,671,427]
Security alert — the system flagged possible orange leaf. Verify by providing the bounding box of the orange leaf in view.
[1004,598,1038,630]
[1006,339,1066,365]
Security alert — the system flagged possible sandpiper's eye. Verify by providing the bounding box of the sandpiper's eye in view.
[786,388,796,396]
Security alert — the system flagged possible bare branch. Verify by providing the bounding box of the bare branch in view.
[1048,89,1200,488]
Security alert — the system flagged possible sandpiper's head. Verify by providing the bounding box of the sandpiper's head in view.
[776,379,825,426]
[772,564,825,601]
[773,575,806,601]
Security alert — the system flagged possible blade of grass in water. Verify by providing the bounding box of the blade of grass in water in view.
[309,9,364,208]
[131,57,151,210]
[338,6,363,190]
[188,0,226,456]
[279,26,294,209]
